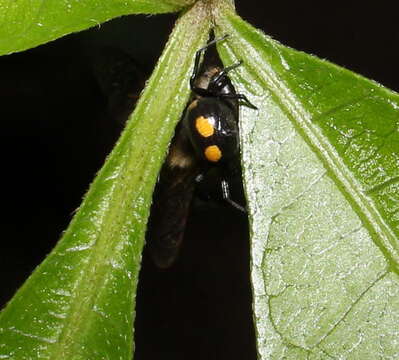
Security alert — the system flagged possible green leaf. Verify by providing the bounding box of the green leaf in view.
[0,2,210,359]
[0,0,193,56]
[214,3,399,359]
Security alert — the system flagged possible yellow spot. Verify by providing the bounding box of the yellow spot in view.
[204,145,222,162]
[195,116,214,138]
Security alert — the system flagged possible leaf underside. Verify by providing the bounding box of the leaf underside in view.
[0,2,210,359]
[214,4,399,359]
[0,0,192,55]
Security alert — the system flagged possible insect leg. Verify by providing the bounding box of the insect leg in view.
[190,34,229,90]
[211,60,243,85]
[221,178,247,213]
[206,58,258,109]
[221,93,258,109]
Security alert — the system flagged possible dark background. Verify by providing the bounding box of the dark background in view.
[0,2,398,359]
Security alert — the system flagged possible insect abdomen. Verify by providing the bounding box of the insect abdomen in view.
[183,97,239,164]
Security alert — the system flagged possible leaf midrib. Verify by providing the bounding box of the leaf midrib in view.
[49,5,212,355]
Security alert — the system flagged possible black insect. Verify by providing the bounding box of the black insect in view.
[147,35,257,269]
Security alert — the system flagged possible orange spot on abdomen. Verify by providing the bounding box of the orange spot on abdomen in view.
[195,116,214,138]
[204,145,222,162]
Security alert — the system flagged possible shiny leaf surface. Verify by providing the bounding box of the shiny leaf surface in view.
[0,3,210,359]
[0,0,192,55]
[214,3,399,359]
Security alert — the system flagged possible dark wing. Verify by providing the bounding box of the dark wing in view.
[146,126,201,268]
